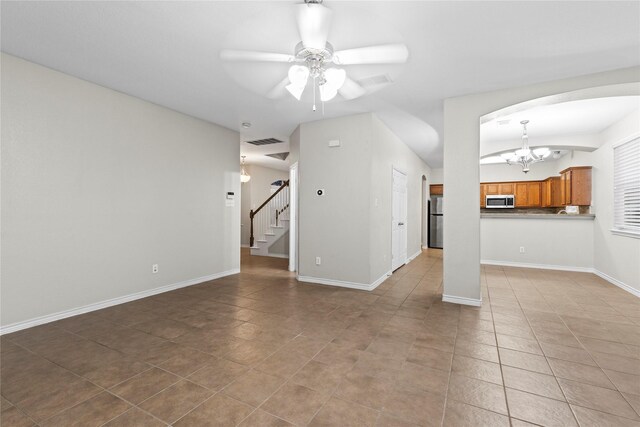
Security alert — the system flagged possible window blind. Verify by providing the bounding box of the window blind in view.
[613,137,640,235]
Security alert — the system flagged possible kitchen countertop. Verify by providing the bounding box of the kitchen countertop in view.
[481,213,595,220]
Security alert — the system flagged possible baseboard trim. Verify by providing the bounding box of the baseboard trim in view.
[481,259,592,273]
[593,269,640,298]
[298,271,386,292]
[422,246,429,250]
[481,260,639,298]
[442,294,482,307]
[406,249,423,263]
[0,268,241,335]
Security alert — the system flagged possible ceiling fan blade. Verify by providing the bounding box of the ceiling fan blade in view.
[266,76,290,99]
[220,49,295,63]
[296,3,332,50]
[333,43,409,65]
[339,76,366,100]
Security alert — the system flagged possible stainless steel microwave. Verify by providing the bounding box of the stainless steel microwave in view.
[485,195,515,208]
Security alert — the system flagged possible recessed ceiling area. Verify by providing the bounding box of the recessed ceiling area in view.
[2,1,639,168]
[480,96,640,162]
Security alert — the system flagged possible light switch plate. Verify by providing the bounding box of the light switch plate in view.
[328,139,340,147]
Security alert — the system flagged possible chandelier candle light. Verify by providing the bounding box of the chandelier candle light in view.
[240,156,251,183]
[501,120,550,173]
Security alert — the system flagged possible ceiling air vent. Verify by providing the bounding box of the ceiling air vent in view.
[356,74,392,88]
[266,152,290,161]
[245,137,284,146]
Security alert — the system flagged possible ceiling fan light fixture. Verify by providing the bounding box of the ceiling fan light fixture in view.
[288,65,309,86]
[324,67,346,90]
[319,84,338,101]
[285,82,306,100]
[296,2,333,50]
[533,147,550,157]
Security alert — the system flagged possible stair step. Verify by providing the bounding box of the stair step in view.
[250,246,260,249]
[271,225,284,229]
[257,239,267,243]
[264,232,275,236]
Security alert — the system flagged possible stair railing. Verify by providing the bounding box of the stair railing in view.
[250,180,290,247]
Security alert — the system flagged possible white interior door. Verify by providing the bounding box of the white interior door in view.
[392,169,408,271]
[289,162,298,272]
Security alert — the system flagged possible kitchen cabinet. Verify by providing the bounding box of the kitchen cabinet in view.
[542,177,562,207]
[515,182,541,207]
[560,167,592,206]
[499,183,514,194]
[484,182,514,196]
[480,184,487,207]
[430,184,443,195]
[485,183,500,195]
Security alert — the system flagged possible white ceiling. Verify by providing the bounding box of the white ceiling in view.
[2,1,639,168]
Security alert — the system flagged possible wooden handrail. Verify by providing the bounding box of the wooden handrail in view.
[250,180,289,247]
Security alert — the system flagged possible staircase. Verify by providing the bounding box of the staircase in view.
[250,180,290,257]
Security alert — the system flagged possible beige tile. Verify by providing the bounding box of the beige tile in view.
[280,336,328,358]
[0,407,35,427]
[187,358,249,391]
[443,399,510,427]
[591,350,640,375]
[540,342,596,366]
[157,349,216,377]
[571,405,640,427]
[558,378,639,420]
[222,369,285,407]
[498,348,552,375]
[238,409,293,426]
[103,407,166,427]
[382,387,445,425]
[503,366,565,400]
[454,339,499,363]
[290,360,345,395]
[41,392,130,427]
[604,369,640,395]
[138,380,212,424]
[395,361,450,395]
[547,358,615,389]
[255,349,310,378]
[447,374,508,415]
[351,352,403,380]
[506,388,577,426]
[334,371,395,410]
[173,394,253,426]
[497,334,542,355]
[110,367,180,405]
[261,383,328,426]
[375,413,421,427]
[407,345,453,371]
[452,354,502,385]
[309,397,379,426]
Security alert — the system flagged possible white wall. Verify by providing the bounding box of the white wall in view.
[430,168,443,185]
[481,218,594,269]
[480,159,562,182]
[240,164,288,248]
[297,113,430,288]
[443,67,640,305]
[1,54,241,328]
[370,115,431,282]
[591,110,640,293]
[298,114,373,285]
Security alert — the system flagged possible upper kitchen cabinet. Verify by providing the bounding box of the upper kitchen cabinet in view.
[542,177,562,207]
[485,182,514,195]
[560,166,592,206]
[430,184,443,195]
[515,181,541,207]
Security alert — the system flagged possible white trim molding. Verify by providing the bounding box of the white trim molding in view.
[593,269,640,298]
[481,260,639,299]
[298,270,392,292]
[442,294,482,307]
[481,259,592,273]
[0,268,240,335]
[407,249,423,263]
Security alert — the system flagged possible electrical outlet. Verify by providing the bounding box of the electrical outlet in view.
[152,264,159,274]
[519,247,525,254]
[315,257,321,266]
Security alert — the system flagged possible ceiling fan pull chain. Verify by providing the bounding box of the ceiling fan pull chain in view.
[313,76,317,112]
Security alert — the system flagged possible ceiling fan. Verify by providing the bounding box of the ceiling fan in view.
[220,0,409,107]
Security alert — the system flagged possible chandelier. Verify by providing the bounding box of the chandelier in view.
[240,156,251,183]
[501,120,550,173]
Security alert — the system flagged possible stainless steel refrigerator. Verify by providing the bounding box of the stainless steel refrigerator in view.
[429,195,443,249]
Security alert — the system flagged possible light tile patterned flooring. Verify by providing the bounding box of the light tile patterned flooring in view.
[2,248,640,426]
